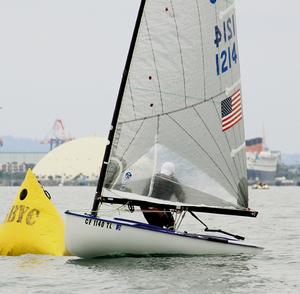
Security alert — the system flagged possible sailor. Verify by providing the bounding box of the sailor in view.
[141,162,185,230]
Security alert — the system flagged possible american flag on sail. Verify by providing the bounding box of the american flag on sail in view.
[221,89,242,132]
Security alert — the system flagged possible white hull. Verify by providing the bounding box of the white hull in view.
[246,151,278,173]
[65,211,262,258]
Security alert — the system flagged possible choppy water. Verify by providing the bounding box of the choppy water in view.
[0,186,300,293]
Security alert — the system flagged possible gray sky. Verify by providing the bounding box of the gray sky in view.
[0,0,298,153]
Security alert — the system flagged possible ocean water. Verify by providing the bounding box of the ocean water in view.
[0,186,300,293]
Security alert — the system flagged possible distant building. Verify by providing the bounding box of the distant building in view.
[0,152,46,179]
[0,152,46,167]
[0,152,46,186]
[1,162,27,173]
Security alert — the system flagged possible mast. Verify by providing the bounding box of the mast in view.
[92,0,147,214]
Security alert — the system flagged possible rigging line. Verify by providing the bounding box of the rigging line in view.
[144,13,164,113]
[128,78,137,120]
[192,106,240,188]
[120,119,146,160]
[175,210,186,230]
[119,91,225,125]
[169,0,187,107]
[167,114,239,196]
[195,0,207,98]
[211,100,243,184]
[189,211,245,240]
[189,211,208,229]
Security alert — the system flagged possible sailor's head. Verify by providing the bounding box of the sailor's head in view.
[160,162,175,176]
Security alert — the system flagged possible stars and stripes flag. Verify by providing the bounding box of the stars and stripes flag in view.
[221,89,242,132]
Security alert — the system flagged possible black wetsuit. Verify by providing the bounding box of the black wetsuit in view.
[141,173,185,229]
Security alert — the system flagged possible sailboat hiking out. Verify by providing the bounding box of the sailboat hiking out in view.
[65,0,263,257]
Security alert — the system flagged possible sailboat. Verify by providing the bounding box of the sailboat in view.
[65,0,263,258]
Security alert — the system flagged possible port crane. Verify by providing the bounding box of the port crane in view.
[41,119,74,150]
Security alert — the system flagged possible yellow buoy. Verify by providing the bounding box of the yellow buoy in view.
[0,169,66,256]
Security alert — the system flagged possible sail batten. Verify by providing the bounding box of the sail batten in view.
[97,0,251,215]
[119,91,226,124]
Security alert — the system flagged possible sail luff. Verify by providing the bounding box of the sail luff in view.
[92,0,147,214]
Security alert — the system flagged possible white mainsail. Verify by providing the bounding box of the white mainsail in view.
[101,0,249,213]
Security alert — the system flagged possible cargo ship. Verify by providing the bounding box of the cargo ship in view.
[246,137,279,184]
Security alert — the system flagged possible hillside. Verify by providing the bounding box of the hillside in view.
[282,154,300,166]
[0,136,49,152]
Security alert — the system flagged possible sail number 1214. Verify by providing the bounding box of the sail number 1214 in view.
[214,15,238,76]
[216,43,237,76]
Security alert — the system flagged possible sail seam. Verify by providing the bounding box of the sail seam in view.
[144,13,164,113]
[119,91,225,125]
[120,119,146,160]
[128,79,137,120]
[167,114,239,196]
[195,0,207,98]
[170,0,187,107]
[131,87,209,101]
[192,106,240,189]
